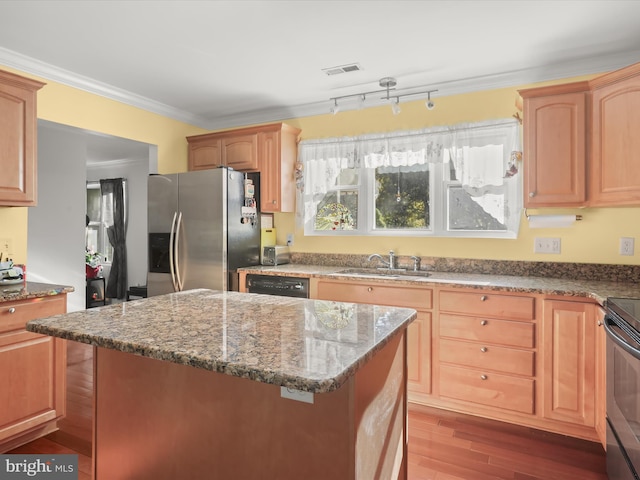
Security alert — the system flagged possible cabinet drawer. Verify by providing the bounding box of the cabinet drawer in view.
[0,296,65,334]
[315,280,432,310]
[439,291,534,321]
[439,313,535,348]
[439,338,534,376]
[439,364,535,414]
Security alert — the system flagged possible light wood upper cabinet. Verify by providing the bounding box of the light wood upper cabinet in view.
[187,122,300,212]
[542,299,596,429]
[0,69,45,206]
[0,295,67,452]
[259,124,301,213]
[520,82,589,207]
[590,63,640,206]
[222,134,258,171]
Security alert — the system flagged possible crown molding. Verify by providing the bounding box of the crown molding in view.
[3,46,640,132]
[0,47,207,128]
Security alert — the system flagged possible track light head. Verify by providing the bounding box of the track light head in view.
[330,98,340,115]
[391,98,401,115]
[426,92,435,110]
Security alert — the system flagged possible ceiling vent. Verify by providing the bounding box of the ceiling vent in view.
[322,63,363,76]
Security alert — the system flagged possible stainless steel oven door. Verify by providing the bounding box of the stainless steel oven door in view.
[605,315,640,480]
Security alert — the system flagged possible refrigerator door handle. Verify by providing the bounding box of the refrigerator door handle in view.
[175,211,184,291]
[169,211,179,292]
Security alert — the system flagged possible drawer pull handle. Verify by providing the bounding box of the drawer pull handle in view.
[480,320,487,326]
[367,287,373,292]
[8,307,16,314]
[480,295,488,301]
[597,321,603,326]
[480,374,488,380]
[480,347,488,353]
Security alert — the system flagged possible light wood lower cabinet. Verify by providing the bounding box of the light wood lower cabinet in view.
[542,299,597,428]
[306,277,603,442]
[0,295,67,452]
[310,278,433,402]
[595,306,607,448]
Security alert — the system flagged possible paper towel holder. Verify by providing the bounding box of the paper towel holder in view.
[524,209,582,221]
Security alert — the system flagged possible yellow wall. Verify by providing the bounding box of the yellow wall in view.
[2,65,639,266]
[276,76,640,266]
[0,65,208,264]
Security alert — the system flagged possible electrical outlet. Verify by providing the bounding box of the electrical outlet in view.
[286,233,294,246]
[534,237,561,254]
[620,237,635,256]
[0,238,13,259]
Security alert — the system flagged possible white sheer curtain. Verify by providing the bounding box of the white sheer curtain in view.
[297,119,520,227]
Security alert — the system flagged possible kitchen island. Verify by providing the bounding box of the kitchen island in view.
[26,289,417,480]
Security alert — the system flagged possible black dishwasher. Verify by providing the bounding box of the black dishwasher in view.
[246,274,309,298]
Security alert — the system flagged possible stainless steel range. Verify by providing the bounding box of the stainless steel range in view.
[605,297,640,480]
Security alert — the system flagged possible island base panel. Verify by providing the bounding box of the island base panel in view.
[94,332,407,480]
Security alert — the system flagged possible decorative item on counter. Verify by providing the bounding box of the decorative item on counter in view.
[86,249,103,279]
[0,260,24,285]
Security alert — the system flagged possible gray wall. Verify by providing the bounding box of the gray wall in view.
[29,122,87,312]
[29,120,154,311]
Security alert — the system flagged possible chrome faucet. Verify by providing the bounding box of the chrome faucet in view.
[367,250,396,269]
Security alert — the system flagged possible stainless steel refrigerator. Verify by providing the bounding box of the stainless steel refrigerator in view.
[147,167,260,297]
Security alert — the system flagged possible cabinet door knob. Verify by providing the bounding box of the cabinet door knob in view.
[480,320,487,326]
[597,321,603,326]
[272,200,277,204]
[480,347,488,353]
[8,307,15,314]
[529,191,536,198]
[367,287,373,292]
[480,295,488,301]
[480,374,488,380]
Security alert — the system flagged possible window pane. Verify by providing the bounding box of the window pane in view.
[314,191,358,230]
[374,167,429,229]
[86,188,101,224]
[336,168,359,186]
[447,185,507,231]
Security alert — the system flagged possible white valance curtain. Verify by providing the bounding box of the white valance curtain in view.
[297,118,521,224]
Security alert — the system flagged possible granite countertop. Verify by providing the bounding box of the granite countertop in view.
[26,289,416,393]
[239,264,640,305]
[0,281,74,303]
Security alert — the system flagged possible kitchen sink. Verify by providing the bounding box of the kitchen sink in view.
[335,268,432,278]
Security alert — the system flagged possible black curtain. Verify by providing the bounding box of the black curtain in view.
[100,178,127,299]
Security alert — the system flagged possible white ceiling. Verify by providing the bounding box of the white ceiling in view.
[3,0,640,132]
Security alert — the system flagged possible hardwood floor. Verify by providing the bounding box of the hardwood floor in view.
[408,403,608,480]
[9,342,608,479]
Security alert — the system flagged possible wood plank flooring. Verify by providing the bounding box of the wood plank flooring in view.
[8,342,608,480]
[408,403,608,480]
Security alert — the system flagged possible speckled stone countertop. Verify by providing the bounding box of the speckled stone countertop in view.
[0,281,74,303]
[239,264,640,306]
[26,289,416,393]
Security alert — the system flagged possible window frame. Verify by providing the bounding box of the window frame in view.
[301,120,521,239]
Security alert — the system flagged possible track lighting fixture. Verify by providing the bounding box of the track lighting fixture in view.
[426,91,435,110]
[328,77,437,115]
[330,98,340,115]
